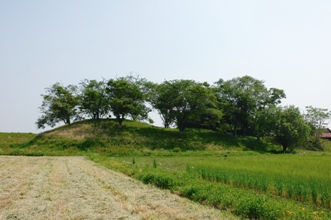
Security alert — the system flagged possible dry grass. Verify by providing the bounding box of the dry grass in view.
[0,156,237,220]
[42,123,94,140]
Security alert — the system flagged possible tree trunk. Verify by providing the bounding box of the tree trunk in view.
[177,120,186,134]
[116,115,123,128]
[282,145,287,153]
[233,125,237,137]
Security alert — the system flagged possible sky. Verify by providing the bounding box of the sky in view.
[1,0,330,133]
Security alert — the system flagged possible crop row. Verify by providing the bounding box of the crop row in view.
[136,168,331,219]
[187,155,331,208]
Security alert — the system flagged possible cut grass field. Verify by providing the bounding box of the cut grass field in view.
[1,119,331,219]
[0,156,237,219]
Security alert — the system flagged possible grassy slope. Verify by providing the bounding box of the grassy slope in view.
[0,119,279,156]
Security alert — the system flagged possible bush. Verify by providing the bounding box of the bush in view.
[137,170,177,189]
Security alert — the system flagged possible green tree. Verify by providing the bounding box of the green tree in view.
[254,104,279,139]
[187,83,223,130]
[214,76,284,137]
[304,106,331,149]
[254,88,286,139]
[36,83,78,129]
[152,80,221,133]
[273,106,311,152]
[149,81,176,128]
[78,79,110,119]
[106,76,150,127]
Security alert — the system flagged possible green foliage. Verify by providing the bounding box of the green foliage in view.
[304,106,331,150]
[36,83,79,129]
[273,106,311,152]
[150,80,222,133]
[173,147,181,152]
[304,106,331,133]
[106,76,150,127]
[137,169,179,189]
[78,79,110,119]
[148,81,177,128]
[8,149,44,156]
[214,76,286,137]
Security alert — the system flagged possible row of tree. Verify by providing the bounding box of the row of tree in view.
[37,75,331,152]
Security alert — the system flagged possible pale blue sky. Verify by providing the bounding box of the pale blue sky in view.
[1,1,330,132]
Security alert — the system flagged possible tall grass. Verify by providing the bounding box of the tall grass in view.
[187,154,331,208]
[91,154,331,220]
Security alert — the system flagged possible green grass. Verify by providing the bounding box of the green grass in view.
[91,153,331,220]
[2,119,331,219]
[0,132,40,155]
[1,119,278,156]
[0,132,37,147]
[187,154,331,208]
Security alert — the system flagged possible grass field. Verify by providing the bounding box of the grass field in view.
[99,152,331,220]
[1,119,331,219]
[187,154,331,208]
[0,156,236,219]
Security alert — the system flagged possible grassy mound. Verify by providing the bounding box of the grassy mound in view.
[0,119,278,156]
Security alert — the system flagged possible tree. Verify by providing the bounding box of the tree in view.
[78,79,109,119]
[36,83,79,129]
[304,106,331,149]
[149,81,176,128]
[152,80,222,133]
[214,76,285,137]
[254,88,286,139]
[106,76,150,127]
[186,83,223,130]
[254,104,279,139]
[273,106,311,152]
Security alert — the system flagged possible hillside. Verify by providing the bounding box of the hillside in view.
[0,119,277,156]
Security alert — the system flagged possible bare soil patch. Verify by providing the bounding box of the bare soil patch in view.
[0,156,236,220]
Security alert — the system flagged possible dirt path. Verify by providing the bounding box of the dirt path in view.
[0,156,236,220]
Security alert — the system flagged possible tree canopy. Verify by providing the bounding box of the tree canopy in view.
[36,83,78,129]
[36,75,329,151]
[106,76,150,127]
[304,106,331,149]
[214,76,285,137]
[273,106,311,152]
[78,79,109,119]
[150,80,222,133]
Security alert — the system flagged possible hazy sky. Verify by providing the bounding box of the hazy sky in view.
[1,1,330,132]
